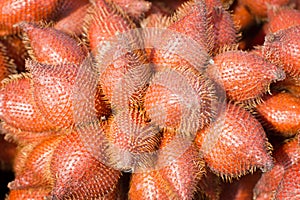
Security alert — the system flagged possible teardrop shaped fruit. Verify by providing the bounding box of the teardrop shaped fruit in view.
[8,135,62,190]
[255,92,300,138]
[195,103,273,179]
[207,50,285,104]
[144,65,217,134]
[50,130,121,199]
[19,22,87,65]
[265,7,300,34]
[27,60,110,128]
[0,0,66,36]
[106,108,160,172]
[263,25,300,78]
[0,73,57,133]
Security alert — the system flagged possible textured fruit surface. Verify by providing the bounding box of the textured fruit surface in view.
[263,25,300,78]
[195,103,273,178]
[207,50,285,103]
[256,92,300,137]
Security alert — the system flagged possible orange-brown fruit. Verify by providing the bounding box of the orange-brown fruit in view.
[254,136,299,200]
[27,60,110,129]
[106,0,152,20]
[8,135,62,190]
[195,103,274,179]
[157,128,205,199]
[255,92,300,138]
[7,188,51,200]
[239,0,291,18]
[232,2,255,31]
[265,6,300,34]
[54,0,90,36]
[144,65,217,134]
[0,73,57,133]
[0,0,66,36]
[19,22,87,65]
[129,170,177,199]
[50,130,121,199]
[207,50,285,104]
[275,161,300,199]
[263,25,300,78]
[86,0,135,51]
[168,0,213,53]
[205,0,238,54]
[106,108,160,171]
[0,42,16,81]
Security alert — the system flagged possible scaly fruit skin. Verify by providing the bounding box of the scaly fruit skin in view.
[0,42,16,81]
[239,0,291,18]
[254,136,299,200]
[263,25,300,78]
[7,188,51,200]
[195,103,274,179]
[0,74,57,133]
[265,7,300,34]
[144,65,217,133]
[0,0,65,36]
[256,92,300,137]
[207,50,285,103]
[19,22,87,65]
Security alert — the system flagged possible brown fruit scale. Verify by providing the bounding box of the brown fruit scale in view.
[0,0,299,199]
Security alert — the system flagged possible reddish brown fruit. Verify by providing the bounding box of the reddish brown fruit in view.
[106,108,160,171]
[207,50,285,104]
[195,103,273,179]
[256,92,300,137]
[144,65,217,133]
[263,25,300,78]
[232,2,255,30]
[54,0,90,36]
[168,0,213,53]
[265,7,300,34]
[50,130,121,199]
[7,188,51,200]
[19,22,87,65]
[254,136,299,200]
[129,170,176,199]
[106,0,151,20]
[8,135,62,190]
[239,0,291,18]
[0,0,66,36]
[157,128,205,199]
[0,74,57,133]
[86,0,135,51]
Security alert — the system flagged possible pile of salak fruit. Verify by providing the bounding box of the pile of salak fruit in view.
[0,0,299,199]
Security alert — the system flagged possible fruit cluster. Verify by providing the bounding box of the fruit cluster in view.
[0,0,299,199]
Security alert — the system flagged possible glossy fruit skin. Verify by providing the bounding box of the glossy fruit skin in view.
[256,92,300,137]
[207,50,285,103]
[195,103,273,179]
